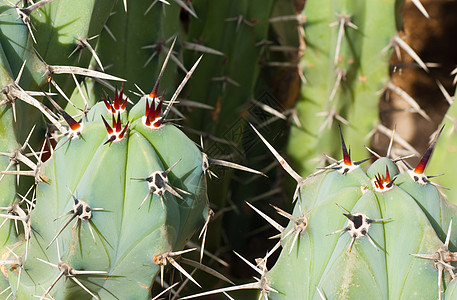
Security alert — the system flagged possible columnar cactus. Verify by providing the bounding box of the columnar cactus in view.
[265,128,457,299]
[178,125,457,300]
[286,0,430,176]
[2,63,209,299]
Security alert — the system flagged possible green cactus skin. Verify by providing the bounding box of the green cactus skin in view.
[396,171,457,251]
[446,279,457,298]
[0,106,18,295]
[94,0,181,99]
[287,0,396,176]
[181,0,275,257]
[386,125,457,249]
[266,156,449,299]
[184,0,275,135]
[4,95,208,299]
[0,42,19,294]
[425,103,457,207]
[0,40,17,204]
[0,1,42,89]
[0,0,118,151]
[0,0,115,92]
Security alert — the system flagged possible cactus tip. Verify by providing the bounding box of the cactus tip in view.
[63,113,83,140]
[149,78,160,99]
[113,84,125,111]
[101,115,113,135]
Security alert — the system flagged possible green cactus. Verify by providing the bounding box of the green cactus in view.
[287,0,397,176]
[0,0,277,297]
[425,100,457,206]
[265,123,457,299]
[4,0,457,299]
[265,163,440,299]
[93,0,181,101]
[2,69,209,298]
[0,0,125,158]
[176,124,457,300]
[0,44,18,208]
[0,3,213,297]
[183,0,275,134]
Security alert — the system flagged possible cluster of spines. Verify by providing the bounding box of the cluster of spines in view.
[101,112,129,144]
[327,204,390,252]
[143,87,165,129]
[412,220,457,300]
[102,85,127,114]
[372,167,395,192]
[100,85,130,144]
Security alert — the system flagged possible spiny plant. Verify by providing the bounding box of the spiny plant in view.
[0,34,216,299]
[425,89,457,206]
[4,0,457,299]
[179,0,281,259]
[0,0,280,298]
[263,125,457,300]
[179,124,457,300]
[282,0,457,205]
[173,0,457,296]
[286,0,439,176]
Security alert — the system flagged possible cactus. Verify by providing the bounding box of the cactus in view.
[4,0,457,299]
[1,0,276,296]
[424,98,457,206]
[178,125,457,300]
[0,1,212,297]
[0,0,118,141]
[92,0,181,102]
[179,0,279,260]
[1,53,210,299]
[264,127,457,299]
[183,0,274,133]
[287,0,400,175]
